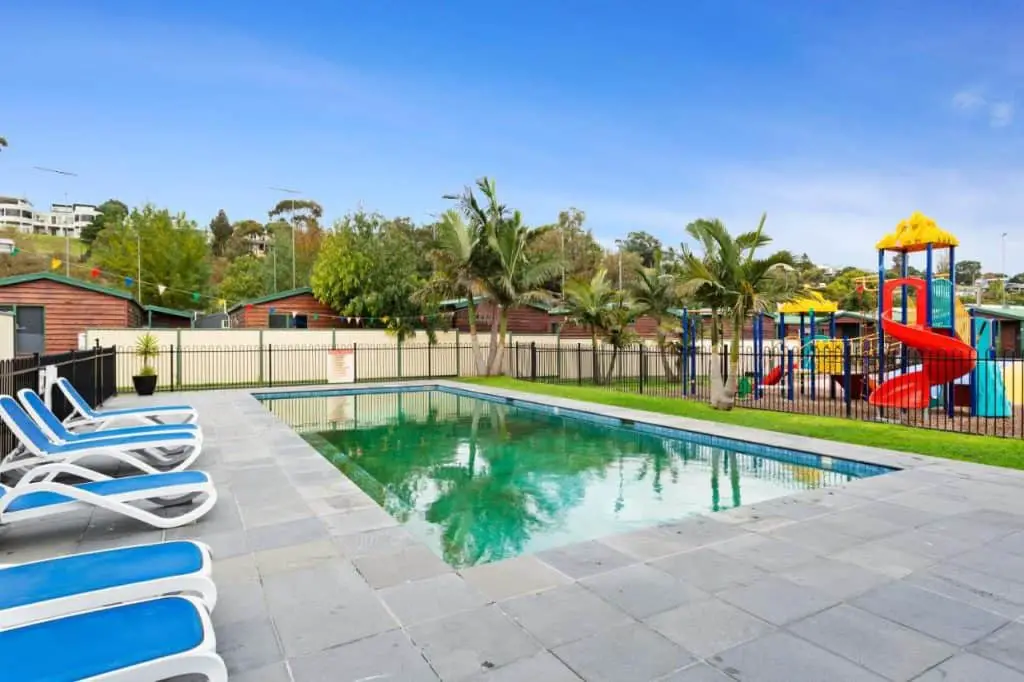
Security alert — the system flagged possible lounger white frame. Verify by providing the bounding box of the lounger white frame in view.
[0,541,217,628]
[0,463,218,529]
[0,397,203,478]
[6,595,227,681]
[56,377,198,430]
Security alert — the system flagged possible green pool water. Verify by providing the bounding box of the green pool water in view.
[263,389,885,568]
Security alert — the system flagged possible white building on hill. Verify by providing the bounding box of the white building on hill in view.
[0,196,98,238]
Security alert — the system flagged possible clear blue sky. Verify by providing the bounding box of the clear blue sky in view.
[2,0,1021,271]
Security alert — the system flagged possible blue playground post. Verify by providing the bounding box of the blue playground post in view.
[829,312,836,340]
[947,246,957,417]
[843,337,852,417]
[680,308,688,396]
[925,244,934,329]
[809,308,817,401]
[969,307,977,417]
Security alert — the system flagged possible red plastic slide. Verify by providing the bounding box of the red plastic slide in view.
[762,364,788,386]
[868,278,976,410]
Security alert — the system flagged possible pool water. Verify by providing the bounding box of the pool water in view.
[262,389,889,568]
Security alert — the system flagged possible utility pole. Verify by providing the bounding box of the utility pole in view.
[270,186,303,289]
[614,239,624,289]
[33,166,77,276]
[1002,232,1009,307]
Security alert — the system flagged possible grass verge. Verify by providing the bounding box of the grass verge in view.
[459,377,1022,470]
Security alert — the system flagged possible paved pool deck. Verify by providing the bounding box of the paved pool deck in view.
[5,381,1024,681]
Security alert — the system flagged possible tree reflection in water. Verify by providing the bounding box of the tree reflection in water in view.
[312,393,845,568]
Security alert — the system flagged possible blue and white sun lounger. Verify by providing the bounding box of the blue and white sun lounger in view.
[0,396,203,477]
[19,388,201,445]
[0,596,227,681]
[0,540,216,628]
[0,463,217,529]
[57,376,198,430]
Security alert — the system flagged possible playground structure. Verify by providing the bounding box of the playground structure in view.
[746,212,1014,421]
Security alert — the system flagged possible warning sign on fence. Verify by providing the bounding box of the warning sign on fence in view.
[326,349,355,384]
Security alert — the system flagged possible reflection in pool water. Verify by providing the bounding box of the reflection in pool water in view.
[264,390,886,568]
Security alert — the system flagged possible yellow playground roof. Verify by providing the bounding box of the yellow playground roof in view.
[778,290,839,314]
[876,211,959,253]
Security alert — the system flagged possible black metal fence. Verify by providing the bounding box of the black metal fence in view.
[510,342,1024,439]
[0,346,118,456]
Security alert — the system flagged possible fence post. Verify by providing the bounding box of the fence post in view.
[397,338,403,378]
[530,342,537,381]
[353,343,358,382]
[175,344,183,390]
[428,341,433,378]
[786,348,795,402]
[455,339,461,377]
[639,344,645,394]
[843,338,852,417]
[258,330,264,385]
[268,344,273,386]
[577,343,582,385]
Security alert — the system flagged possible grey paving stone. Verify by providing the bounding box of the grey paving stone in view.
[500,583,632,648]
[646,597,774,658]
[952,548,1024,584]
[649,548,767,593]
[655,663,735,681]
[789,605,957,680]
[215,616,284,676]
[599,527,694,561]
[227,661,292,682]
[408,605,542,680]
[262,561,371,613]
[536,540,636,579]
[289,630,439,682]
[459,554,571,602]
[718,576,839,625]
[239,499,313,529]
[713,534,820,572]
[352,544,452,588]
[332,524,420,558]
[907,563,1024,618]
[852,581,1009,646]
[211,553,259,584]
[969,623,1024,673]
[461,651,581,682]
[553,622,694,682]
[763,517,865,555]
[321,507,399,536]
[254,538,342,576]
[914,653,1024,682]
[811,508,906,540]
[246,517,328,552]
[779,557,892,600]
[856,500,944,528]
[709,631,885,682]
[179,529,250,559]
[211,578,269,627]
[656,516,748,548]
[832,540,936,578]
[273,590,398,657]
[379,573,488,627]
[870,527,980,562]
[581,563,709,619]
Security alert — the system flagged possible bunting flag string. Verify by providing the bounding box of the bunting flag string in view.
[5,243,462,325]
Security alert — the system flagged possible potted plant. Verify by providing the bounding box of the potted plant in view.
[132,332,160,396]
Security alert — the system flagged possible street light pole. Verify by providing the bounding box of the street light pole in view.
[33,166,77,277]
[614,239,623,289]
[270,186,302,290]
[1002,232,1008,307]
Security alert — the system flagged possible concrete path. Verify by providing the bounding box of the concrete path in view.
[4,381,1024,681]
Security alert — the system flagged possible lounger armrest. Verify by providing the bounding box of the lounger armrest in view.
[16,462,114,486]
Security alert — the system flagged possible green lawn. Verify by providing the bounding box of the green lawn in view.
[1,230,88,258]
[459,377,1022,470]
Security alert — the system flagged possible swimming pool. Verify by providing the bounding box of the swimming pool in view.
[260,386,891,568]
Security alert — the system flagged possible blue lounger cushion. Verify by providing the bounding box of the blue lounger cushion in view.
[0,541,205,612]
[21,390,199,441]
[1,471,210,513]
[92,404,195,417]
[1,597,205,681]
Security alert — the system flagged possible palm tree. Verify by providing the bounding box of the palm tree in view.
[602,295,640,383]
[479,210,561,375]
[631,266,681,380]
[563,269,617,383]
[679,215,795,409]
[416,209,487,374]
[0,136,7,152]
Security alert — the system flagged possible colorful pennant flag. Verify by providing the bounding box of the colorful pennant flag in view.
[157,284,167,295]
[90,268,100,278]
[50,257,62,271]
[125,276,134,287]
[191,292,201,302]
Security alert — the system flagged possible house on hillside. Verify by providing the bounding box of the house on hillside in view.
[0,272,144,354]
[227,287,341,328]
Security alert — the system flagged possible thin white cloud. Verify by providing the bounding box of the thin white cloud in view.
[952,90,986,112]
[989,101,1014,127]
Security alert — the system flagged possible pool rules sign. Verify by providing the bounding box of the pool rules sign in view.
[326,349,355,383]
